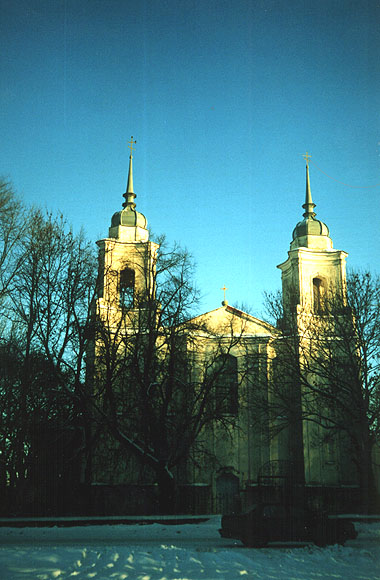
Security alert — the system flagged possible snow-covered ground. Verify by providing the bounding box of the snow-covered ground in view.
[0,517,379,580]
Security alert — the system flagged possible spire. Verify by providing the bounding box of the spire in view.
[302,152,316,218]
[290,153,331,250]
[109,136,149,241]
[123,137,137,209]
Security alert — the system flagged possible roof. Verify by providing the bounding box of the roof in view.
[185,304,278,338]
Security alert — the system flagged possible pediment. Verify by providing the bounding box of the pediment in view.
[186,305,277,338]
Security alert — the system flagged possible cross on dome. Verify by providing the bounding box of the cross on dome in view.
[128,136,136,158]
[302,151,312,167]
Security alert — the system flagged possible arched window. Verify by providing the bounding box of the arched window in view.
[119,268,135,308]
[214,354,238,416]
[313,277,325,314]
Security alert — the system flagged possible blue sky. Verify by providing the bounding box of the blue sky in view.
[1,0,380,316]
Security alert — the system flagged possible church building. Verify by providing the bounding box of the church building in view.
[89,145,360,515]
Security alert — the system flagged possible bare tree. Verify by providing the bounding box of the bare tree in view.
[88,236,248,513]
[0,208,97,512]
[0,179,26,308]
[260,269,380,511]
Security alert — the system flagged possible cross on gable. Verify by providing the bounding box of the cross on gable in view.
[221,285,228,302]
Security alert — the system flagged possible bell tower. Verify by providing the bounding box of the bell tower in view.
[277,154,353,487]
[278,154,348,316]
[96,138,159,316]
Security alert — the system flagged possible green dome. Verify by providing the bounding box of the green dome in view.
[111,206,147,229]
[292,217,329,240]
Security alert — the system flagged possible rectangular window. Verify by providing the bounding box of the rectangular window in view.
[120,268,135,308]
[313,277,325,314]
[214,354,238,416]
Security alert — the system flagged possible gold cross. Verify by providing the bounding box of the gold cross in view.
[128,136,137,157]
[302,151,312,167]
[221,285,228,302]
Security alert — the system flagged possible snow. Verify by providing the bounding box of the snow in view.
[0,517,379,580]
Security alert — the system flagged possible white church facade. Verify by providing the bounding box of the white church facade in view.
[89,147,360,514]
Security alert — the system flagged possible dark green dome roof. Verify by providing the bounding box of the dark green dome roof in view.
[111,206,147,229]
[292,216,329,240]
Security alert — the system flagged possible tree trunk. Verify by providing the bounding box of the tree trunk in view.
[156,465,177,514]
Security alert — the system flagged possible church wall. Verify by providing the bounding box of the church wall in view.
[86,156,365,515]
[185,336,280,512]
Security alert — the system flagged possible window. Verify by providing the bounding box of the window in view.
[214,354,238,416]
[119,268,135,308]
[313,277,325,314]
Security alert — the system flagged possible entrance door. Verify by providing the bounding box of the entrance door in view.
[216,473,240,514]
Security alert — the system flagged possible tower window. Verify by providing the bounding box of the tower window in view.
[313,277,325,314]
[120,268,135,308]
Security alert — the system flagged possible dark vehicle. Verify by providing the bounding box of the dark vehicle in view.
[219,503,357,547]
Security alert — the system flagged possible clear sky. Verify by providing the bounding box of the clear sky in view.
[1,0,380,317]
